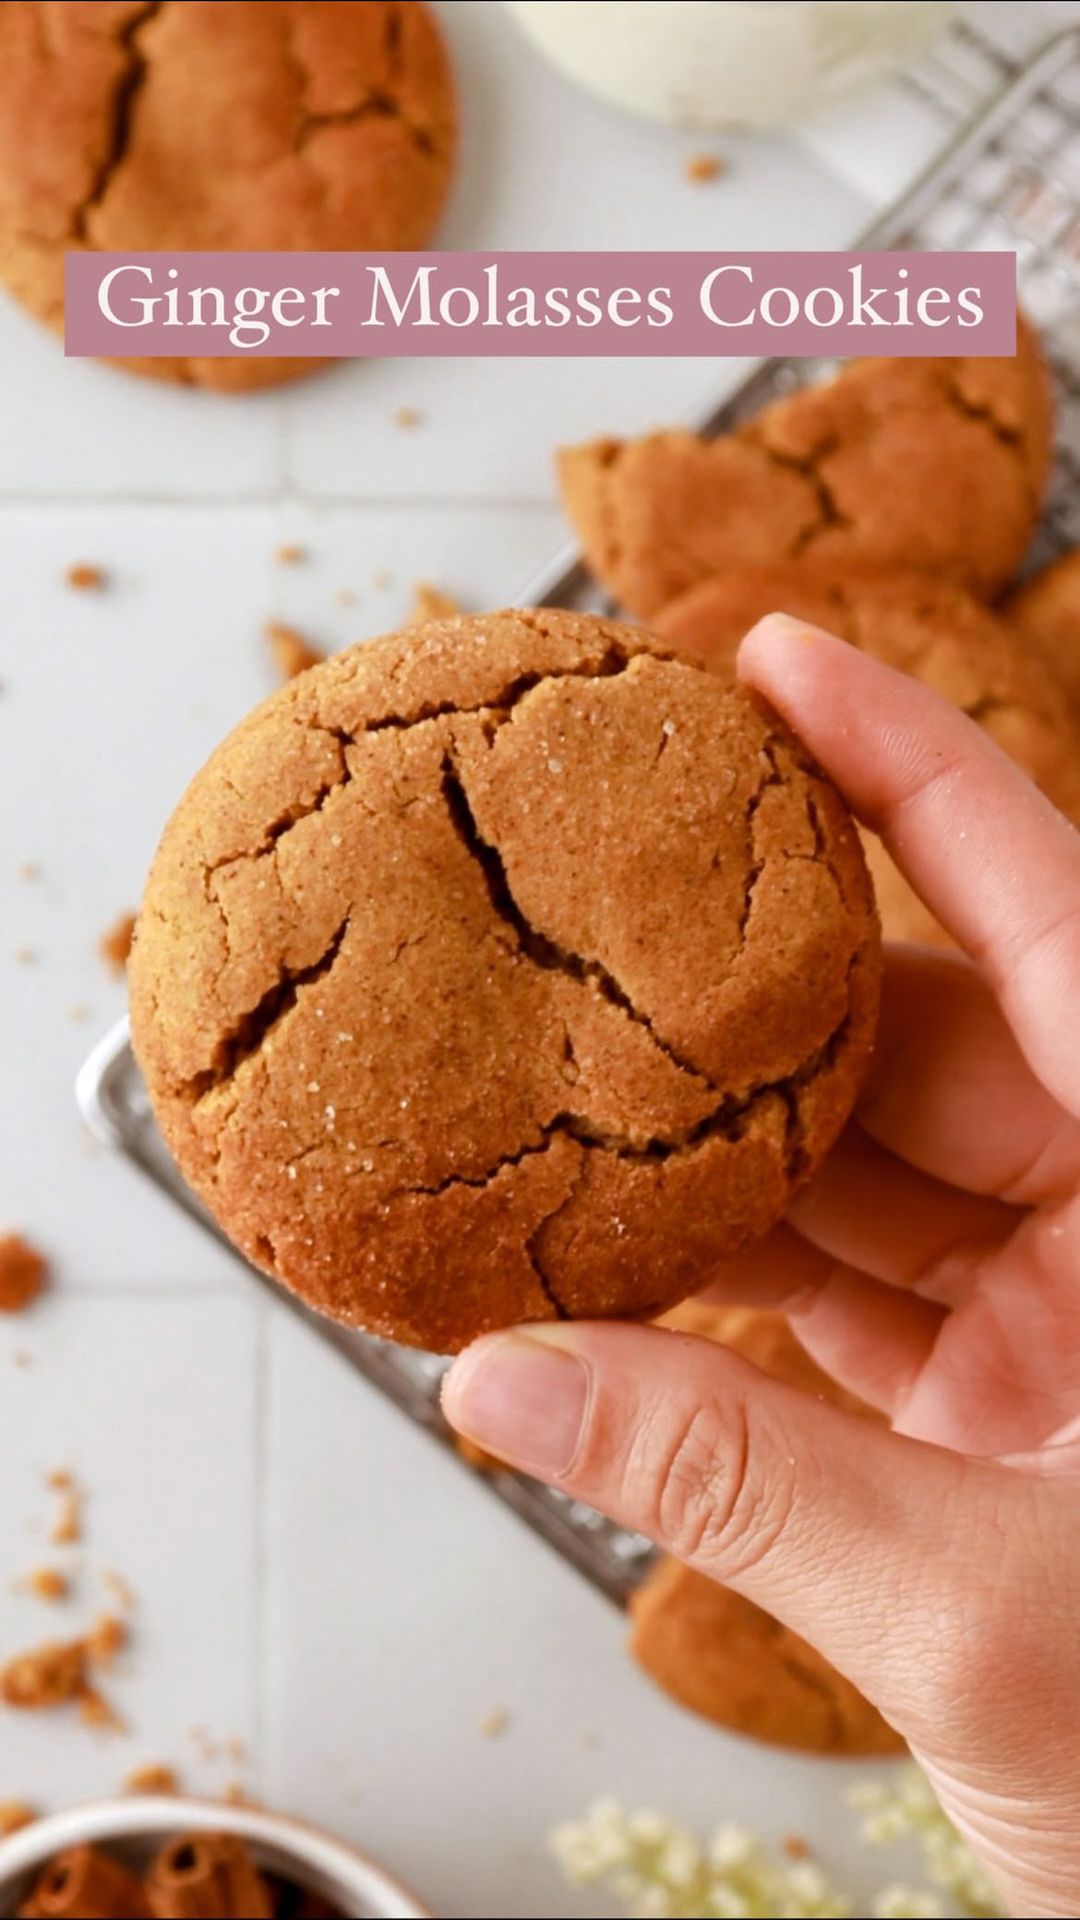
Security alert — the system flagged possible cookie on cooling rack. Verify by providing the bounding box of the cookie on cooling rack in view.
[558,319,1051,615]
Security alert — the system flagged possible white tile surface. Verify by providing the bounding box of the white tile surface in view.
[0,1293,261,1809]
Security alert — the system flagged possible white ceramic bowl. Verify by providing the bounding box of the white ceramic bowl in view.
[0,1796,430,1919]
[505,1,952,129]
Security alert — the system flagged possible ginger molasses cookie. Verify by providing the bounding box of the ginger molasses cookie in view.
[1005,549,1080,723]
[129,609,881,1352]
[558,322,1051,615]
[629,1558,903,1755]
[632,1302,899,1754]
[655,563,1080,948]
[0,1,455,391]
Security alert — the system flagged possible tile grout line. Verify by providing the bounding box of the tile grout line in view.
[0,491,558,512]
[251,1294,271,1801]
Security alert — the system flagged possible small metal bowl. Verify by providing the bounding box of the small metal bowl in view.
[0,1795,430,1919]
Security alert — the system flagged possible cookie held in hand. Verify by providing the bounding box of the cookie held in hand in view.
[0,0,455,391]
[130,610,881,1352]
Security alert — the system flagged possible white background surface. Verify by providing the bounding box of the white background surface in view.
[0,5,1075,1915]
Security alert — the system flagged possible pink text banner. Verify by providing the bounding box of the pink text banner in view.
[65,250,1017,359]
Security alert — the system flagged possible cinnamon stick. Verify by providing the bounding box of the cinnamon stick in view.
[19,1843,148,1918]
[144,1834,274,1919]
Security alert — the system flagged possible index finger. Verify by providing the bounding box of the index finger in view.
[739,616,1080,1123]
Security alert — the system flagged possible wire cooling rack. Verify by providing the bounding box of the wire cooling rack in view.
[78,20,1080,1609]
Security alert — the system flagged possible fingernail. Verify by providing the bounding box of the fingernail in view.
[442,1330,589,1476]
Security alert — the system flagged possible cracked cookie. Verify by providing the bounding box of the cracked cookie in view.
[0,0,454,391]
[655,563,1080,948]
[129,609,881,1352]
[1005,549,1080,724]
[633,1302,901,1754]
[630,1558,903,1755]
[558,321,1051,616]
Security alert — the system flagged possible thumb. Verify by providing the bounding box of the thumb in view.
[442,1321,1002,1738]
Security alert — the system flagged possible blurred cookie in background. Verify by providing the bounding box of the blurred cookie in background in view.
[558,322,1052,615]
[1005,549,1080,724]
[0,1,456,391]
[629,1558,904,1756]
[655,562,1080,948]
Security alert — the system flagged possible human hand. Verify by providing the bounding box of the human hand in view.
[442,616,1080,1919]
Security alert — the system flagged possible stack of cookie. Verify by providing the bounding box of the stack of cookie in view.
[557,319,1080,1753]
[558,315,1080,949]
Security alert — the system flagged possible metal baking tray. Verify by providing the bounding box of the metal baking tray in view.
[78,22,1080,1609]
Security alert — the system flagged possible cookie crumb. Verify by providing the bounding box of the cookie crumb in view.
[782,1834,811,1861]
[13,945,37,966]
[12,1349,33,1368]
[409,582,462,627]
[1,1637,86,1709]
[221,1780,254,1805]
[453,1434,503,1472]
[25,1566,68,1604]
[371,569,394,591]
[0,1801,36,1836]
[86,1613,127,1668]
[102,1568,136,1612]
[18,862,41,882]
[334,588,358,608]
[265,620,325,682]
[68,1003,92,1024]
[275,542,307,566]
[99,912,136,977]
[0,1234,47,1313]
[78,1684,124,1731]
[685,152,726,184]
[124,1762,178,1795]
[394,405,422,428]
[479,1706,510,1739]
[48,1473,82,1546]
[65,562,107,592]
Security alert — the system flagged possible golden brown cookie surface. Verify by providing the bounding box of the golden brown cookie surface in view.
[629,1558,903,1756]
[559,325,1051,615]
[1005,550,1080,723]
[0,1,455,390]
[130,610,881,1352]
[656,563,1080,948]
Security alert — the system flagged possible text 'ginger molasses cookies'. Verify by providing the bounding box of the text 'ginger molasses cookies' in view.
[129,610,882,1352]
[558,322,1051,616]
[655,563,1080,948]
[0,1,455,391]
[1005,549,1080,724]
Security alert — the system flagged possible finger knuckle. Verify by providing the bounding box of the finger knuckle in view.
[637,1393,798,1579]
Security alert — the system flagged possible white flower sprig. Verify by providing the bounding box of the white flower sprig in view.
[550,1767,1006,1920]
